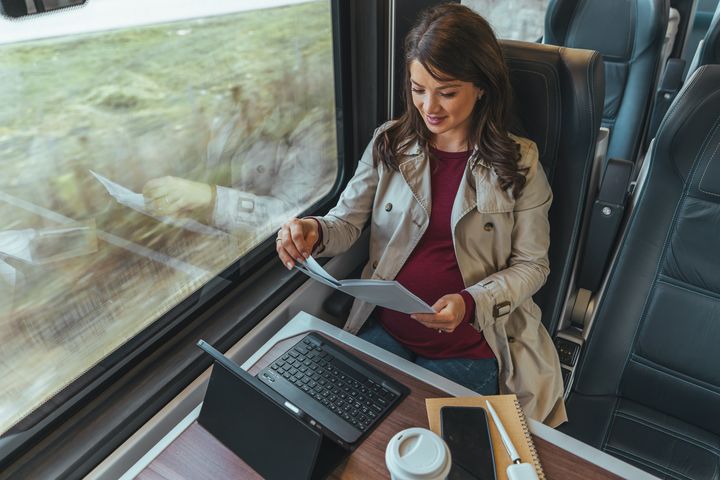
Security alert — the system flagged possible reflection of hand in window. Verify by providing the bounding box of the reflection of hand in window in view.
[142,176,213,217]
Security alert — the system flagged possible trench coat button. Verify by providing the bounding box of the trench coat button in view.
[384,203,393,212]
[372,260,378,269]
[256,165,266,173]
[507,336,515,343]
[484,222,494,231]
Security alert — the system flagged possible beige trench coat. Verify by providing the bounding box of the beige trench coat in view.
[314,125,567,427]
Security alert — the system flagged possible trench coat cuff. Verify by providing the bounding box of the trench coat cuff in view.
[305,217,323,254]
[309,216,329,256]
[459,290,475,324]
[465,280,511,329]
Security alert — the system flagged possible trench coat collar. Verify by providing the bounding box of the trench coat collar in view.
[401,138,490,168]
[398,139,494,225]
[398,145,432,215]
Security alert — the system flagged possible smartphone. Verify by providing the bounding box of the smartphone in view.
[440,406,497,480]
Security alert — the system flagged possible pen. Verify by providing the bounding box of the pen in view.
[486,400,521,464]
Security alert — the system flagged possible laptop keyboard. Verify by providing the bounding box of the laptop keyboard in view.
[266,336,400,432]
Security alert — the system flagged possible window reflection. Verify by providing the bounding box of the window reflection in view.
[0,0,337,435]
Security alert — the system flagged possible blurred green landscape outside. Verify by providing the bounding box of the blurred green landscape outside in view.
[0,0,337,435]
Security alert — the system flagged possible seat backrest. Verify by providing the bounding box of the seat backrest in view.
[698,2,720,66]
[544,0,669,163]
[567,65,720,476]
[500,40,605,334]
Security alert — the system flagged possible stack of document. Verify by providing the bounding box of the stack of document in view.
[296,256,434,314]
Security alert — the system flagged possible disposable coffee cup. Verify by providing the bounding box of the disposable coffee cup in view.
[385,427,452,480]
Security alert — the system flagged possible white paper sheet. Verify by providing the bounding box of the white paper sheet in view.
[295,256,434,314]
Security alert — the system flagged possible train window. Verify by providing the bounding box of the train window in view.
[463,0,549,41]
[0,0,339,437]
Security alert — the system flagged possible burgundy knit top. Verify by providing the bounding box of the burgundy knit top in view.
[377,147,494,359]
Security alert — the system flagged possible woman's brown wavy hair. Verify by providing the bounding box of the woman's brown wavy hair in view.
[373,3,526,196]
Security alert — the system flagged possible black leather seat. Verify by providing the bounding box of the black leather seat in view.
[561,65,720,480]
[325,41,605,337]
[544,0,669,163]
[500,40,604,334]
[697,2,720,67]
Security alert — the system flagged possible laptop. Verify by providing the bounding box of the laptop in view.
[196,333,409,479]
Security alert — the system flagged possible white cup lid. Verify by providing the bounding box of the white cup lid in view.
[385,427,451,480]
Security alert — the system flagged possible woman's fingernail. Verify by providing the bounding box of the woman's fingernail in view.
[286,262,293,270]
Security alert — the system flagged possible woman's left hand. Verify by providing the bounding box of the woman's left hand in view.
[411,294,466,333]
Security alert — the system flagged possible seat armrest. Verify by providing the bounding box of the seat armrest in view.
[577,158,634,292]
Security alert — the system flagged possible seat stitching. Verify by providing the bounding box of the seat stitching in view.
[601,396,623,450]
[507,50,599,330]
[628,355,720,396]
[572,69,711,400]
[697,129,720,197]
[545,0,559,42]
[585,52,594,138]
[503,58,561,131]
[503,57,561,181]
[689,113,720,190]
[613,194,684,399]
[614,87,720,400]
[506,67,552,158]
[548,0,582,44]
[628,0,637,59]
[566,0,588,46]
[613,410,720,454]
[604,446,696,480]
[656,67,705,139]
[605,446,696,480]
[656,276,720,302]
[552,49,599,330]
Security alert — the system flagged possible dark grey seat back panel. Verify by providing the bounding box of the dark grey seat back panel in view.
[562,65,720,480]
[500,40,605,334]
[545,0,669,162]
[699,4,720,66]
[600,398,720,479]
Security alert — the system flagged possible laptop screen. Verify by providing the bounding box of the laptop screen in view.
[197,341,322,480]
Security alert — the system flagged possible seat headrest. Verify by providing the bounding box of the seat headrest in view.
[500,40,604,181]
[545,0,669,62]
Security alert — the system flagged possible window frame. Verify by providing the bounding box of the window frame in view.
[0,0,379,476]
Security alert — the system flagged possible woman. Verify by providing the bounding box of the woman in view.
[276,4,566,426]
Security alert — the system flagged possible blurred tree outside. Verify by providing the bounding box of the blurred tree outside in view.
[0,1,338,436]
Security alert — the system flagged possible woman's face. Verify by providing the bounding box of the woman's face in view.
[410,60,483,150]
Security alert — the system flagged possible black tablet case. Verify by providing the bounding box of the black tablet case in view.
[197,346,348,480]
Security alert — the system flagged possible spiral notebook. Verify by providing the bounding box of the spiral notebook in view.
[425,394,545,480]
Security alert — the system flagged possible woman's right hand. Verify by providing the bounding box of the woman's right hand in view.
[276,217,320,270]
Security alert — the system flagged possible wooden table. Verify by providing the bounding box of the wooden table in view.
[135,312,656,480]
